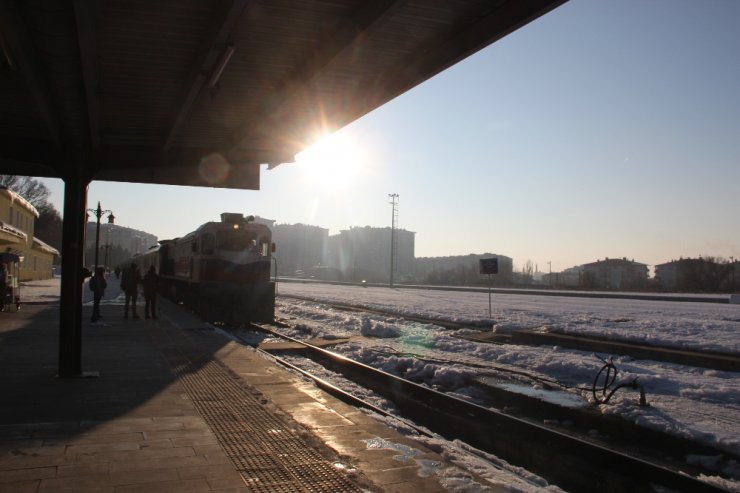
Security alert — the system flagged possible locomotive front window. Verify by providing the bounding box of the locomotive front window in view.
[217,231,257,251]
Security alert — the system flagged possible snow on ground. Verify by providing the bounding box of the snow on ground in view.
[273,281,740,489]
[276,282,740,354]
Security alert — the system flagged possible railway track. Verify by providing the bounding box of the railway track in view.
[245,322,736,493]
[278,280,732,304]
[471,330,740,372]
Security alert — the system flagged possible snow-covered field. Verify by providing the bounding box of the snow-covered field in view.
[267,281,740,491]
[276,282,740,354]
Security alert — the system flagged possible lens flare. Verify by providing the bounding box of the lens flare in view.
[296,132,365,193]
[199,153,230,185]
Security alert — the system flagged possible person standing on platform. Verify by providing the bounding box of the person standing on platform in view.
[90,266,107,322]
[0,262,6,312]
[142,265,159,319]
[120,262,141,319]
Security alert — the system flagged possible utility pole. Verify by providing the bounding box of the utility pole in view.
[547,261,552,287]
[389,193,398,287]
[731,256,735,291]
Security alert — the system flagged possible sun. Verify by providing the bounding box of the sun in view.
[295,132,365,192]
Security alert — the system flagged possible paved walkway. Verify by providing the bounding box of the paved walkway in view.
[0,278,488,492]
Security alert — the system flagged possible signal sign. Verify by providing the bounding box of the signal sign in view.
[479,258,498,275]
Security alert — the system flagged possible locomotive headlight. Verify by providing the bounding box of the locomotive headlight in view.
[232,223,239,230]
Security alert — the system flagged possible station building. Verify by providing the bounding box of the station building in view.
[0,186,58,280]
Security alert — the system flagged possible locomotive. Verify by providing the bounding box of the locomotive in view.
[135,213,275,323]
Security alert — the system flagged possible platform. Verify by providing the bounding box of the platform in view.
[0,279,486,492]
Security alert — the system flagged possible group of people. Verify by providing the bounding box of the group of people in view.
[90,263,159,322]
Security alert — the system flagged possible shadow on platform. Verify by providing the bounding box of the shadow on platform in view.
[0,303,218,425]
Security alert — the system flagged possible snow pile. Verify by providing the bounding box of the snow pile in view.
[359,316,401,338]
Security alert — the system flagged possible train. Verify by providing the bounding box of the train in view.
[134,213,275,324]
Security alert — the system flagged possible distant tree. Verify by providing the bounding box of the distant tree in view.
[34,202,63,253]
[0,175,51,208]
[521,260,534,284]
[1,175,64,254]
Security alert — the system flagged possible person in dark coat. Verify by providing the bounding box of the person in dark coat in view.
[0,262,6,312]
[142,265,159,319]
[90,266,107,322]
[120,262,141,319]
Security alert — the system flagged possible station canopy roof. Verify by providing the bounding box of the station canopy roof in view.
[0,0,564,190]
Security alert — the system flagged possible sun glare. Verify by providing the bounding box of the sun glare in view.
[296,132,365,192]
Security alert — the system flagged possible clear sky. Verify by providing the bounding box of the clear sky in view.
[39,0,740,273]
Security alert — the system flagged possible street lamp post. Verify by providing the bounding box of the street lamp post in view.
[87,202,115,273]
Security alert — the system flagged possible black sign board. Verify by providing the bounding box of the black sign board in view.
[479,257,498,275]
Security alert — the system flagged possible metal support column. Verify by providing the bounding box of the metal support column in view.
[58,167,90,377]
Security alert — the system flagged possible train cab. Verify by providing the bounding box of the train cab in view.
[149,213,275,323]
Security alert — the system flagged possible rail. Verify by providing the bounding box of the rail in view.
[250,323,732,493]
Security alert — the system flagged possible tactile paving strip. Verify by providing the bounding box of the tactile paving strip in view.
[165,336,362,492]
